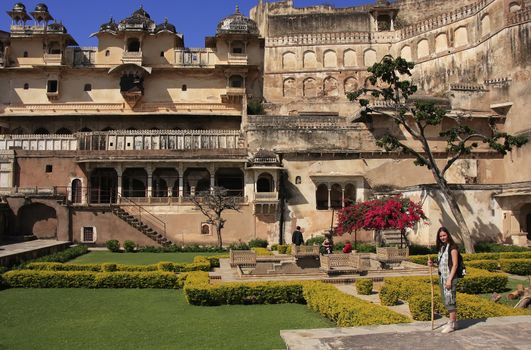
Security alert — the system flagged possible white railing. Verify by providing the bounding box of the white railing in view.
[0,135,77,151]
[43,53,62,66]
[6,103,126,113]
[174,48,215,67]
[254,192,279,201]
[136,102,241,114]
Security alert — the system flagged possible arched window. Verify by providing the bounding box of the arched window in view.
[303,51,316,69]
[343,49,357,67]
[400,46,412,61]
[417,39,429,58]
[105,50,110,57]
[127,38,140,52]
[282,51,296,70]
[316,184,328,210]
[23,51,28,57]
[435,33,448,53]
[23,83,29,90]
[56,128,72,135]
[71,179,82,204]
[344,183,356,205]
[323,50,337,68]
[295,176,302,185]
[303,77,317,98]
[344,77,358,93]
[229,75,244,88]
[182,84,187,91]
[480,14,491,37]
[231,40,245,54]
[454,26,468,47]
[364,49,377,67]
[84,84,92,92]
[34,127,50,134]
[323,77,338,97]
[257,173,274,192]
[330,184,342,209]
[283,78,296,97]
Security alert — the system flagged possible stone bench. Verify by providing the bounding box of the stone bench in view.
[376,247,409,264]
[229,250,257,268]
[320,253,364,274]
[291,245,320,257]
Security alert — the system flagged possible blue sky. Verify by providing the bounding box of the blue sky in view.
[1,0,369,47]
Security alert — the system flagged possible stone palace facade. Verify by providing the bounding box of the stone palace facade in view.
[0,0,529,247]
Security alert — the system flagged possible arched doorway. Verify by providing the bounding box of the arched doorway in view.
[216,168,244,197]
[122,168,147,198]
[89,168,117,204]
[330,184,342,209]
[17,203,58,239]
[316,184,328,210]
[184,168,210,197]
[71,179,82,204]
[345,183,356,205]
[152,168,179,197]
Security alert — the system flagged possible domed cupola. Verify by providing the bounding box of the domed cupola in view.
[216,5,259,36]
[155,18,176,34]
[99,17,118,33]
[31,3,54,23]
[7,2,32,23]
[118,5,155,31]
[48,21,67,33]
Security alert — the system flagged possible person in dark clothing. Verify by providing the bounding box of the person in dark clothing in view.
[292,226,304,246]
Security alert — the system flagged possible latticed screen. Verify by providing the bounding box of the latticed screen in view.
[83,227,94,242]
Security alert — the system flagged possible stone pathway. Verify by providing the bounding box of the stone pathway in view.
[0,240,70,258]
[281,316,531,350]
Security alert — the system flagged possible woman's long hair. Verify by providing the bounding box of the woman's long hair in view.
[436,226,458,251]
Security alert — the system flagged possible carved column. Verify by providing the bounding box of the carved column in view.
[328,185,332,210]
[116,165,123,204]
[341,187,345,208]
[178,164,184,202]
[209,164,216,193]
[146,164,153,200]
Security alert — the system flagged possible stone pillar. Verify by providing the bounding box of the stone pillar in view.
[178,165,184,201]
[147,165,153,199]
[341,187,345,208]
[209,164,216,193]
[116,165,123,204]
[328,185,331,210]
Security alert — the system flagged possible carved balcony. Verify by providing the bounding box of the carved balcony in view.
[227,53,248,65]
[122,51,143,65]
[43,53,63,66]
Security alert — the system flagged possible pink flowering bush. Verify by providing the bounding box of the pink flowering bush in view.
[335,195,427,236]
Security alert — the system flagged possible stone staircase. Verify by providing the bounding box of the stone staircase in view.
[111,206,173,246]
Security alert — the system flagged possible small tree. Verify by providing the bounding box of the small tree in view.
[349,56,528,253]
[335,195,427,248]
[190,186,241,248]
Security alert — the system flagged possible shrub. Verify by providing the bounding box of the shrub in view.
[248,239,268,248]
[116,264,157,272]
[466,260,499,272]
[228,242,250,251]
[32,245,89,263]
[106,240,120,253]
[456,268,508,294]
[270,244,279,251]
[408,294,444,321]
[355,278,373,295]
[474,242,530,253]
[101,263,117,272]
[123,240,136,253]
[183,272,305,306]
[193,255,227,269]
[3,270,181,289]
[303,282,410,327]
[352,243,377,253]
[305,236,325,246]
[252,247,273,256]
[277,244,291,255]
[379,284,401,306]
[499,259,531,276]
[26,262,101,272]
[409,244,437,256]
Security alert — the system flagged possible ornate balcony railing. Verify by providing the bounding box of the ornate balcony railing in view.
[122,51,143,65]
[43,53,63,66]
[254,192,279,201]
[227,53,248,65]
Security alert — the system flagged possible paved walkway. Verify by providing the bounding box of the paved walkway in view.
[281,316,531,350]
[0,240,70,258]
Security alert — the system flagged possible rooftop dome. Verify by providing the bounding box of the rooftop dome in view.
[155,18,176,33]
[12,3,26,12]
[216,6,259,36]
[48,21,67,33]
[100,17,118,32]
[119,6,154,30]
[34,3,49,12]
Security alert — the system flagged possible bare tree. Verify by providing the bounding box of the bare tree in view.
[190,186,241,248]
[349,56,528,253]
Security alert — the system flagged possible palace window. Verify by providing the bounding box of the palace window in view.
[229,75,243,88]
[45,165,53,173]
[47,80,58,93]
[105,50,110,57]
[81,226,96,243]
[160,51,165,57]
[84,84,92,92]
[182,84,187,91]
[23,51,28,57]
[23,83,29,90]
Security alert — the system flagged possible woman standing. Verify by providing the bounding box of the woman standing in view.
[428,227,460,333]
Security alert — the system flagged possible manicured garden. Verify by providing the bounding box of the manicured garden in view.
[0,288,333,350]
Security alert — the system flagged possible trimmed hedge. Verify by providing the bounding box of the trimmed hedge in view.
[466,260,499,272]
[304,282,410,326]
[183,271,304,306]
[355,278,373,295]
[2,269,183,289]
[408,251,531,266]
[408,292,530,320]
[474,242,530,253]
[24,256,218,274]
[456,268,508,294]
[499,259,531,276]
[251,247,274,256]
[248,239,268,248]
[31,245,89,263]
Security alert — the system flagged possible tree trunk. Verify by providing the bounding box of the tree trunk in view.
[216,224,223,248]
[435,179,475,253]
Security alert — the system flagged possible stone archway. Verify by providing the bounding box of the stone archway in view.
[17,203,58,238]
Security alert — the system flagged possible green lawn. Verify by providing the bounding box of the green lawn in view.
[479,277,531,307]
[0,289,333,350]
[69,251,222,265]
